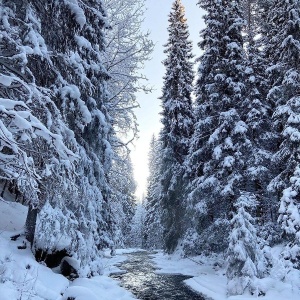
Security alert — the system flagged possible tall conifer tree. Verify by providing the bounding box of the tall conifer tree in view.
[265,0,300,268]
[159,0,194,253]
[187,0,260,258]
[0,0,117,275]
[144,135,163,250]
[242,1,277,227]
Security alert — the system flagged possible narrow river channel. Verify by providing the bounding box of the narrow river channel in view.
[110,251,205,300]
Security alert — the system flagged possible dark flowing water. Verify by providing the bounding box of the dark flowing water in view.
[110,251,205,300]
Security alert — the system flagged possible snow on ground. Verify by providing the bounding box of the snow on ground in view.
[0,198,27,232]
[61,275,135,300]
[0,198,136,300]
[0,230,69,300]
[151,251,300,300]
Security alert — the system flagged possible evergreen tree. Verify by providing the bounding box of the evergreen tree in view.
[1,0,118,275]
[239,0,281,242]
[128,200,146,248]
[144,135,163,250]
[159,0,194,253]
[109,153,136,247]
[265,0,300,268]
[187,0,256,254]
[31,1,115,272]
[0,0,78,247]
[279,167,300,269]
[227,193,265,296]
[242,4,277,228]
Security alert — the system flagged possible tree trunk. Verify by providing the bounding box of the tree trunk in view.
[25,204,38,247]
[1,180,8,198]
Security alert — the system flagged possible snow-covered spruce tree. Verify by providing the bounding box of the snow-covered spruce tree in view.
[108,146,137,248]
[279,166,300,268]
[109,153,136,247]
[0,1,77,246]
[243,57,279,244]
[187,0,257,254]
[0,0,116,274]
[240,0,283,243]
[159,0,195,253]
[227,192,265,296]
[241,1,278,230]
[144,135,163,250]
[37,0,115,272]
[264,0,300,268]
[127,199,146,248]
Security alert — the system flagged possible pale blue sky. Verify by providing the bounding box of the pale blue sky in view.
[131,0,205,199]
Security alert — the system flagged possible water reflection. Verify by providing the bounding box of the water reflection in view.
[110,251,205,300]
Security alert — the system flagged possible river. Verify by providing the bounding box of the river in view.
[110,251,205,300]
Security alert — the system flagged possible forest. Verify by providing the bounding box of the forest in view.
[1,0,300,299]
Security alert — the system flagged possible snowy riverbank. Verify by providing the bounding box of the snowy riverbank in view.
[151,250,300,300]
[0,199,137,300]
[1,198,300,300]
